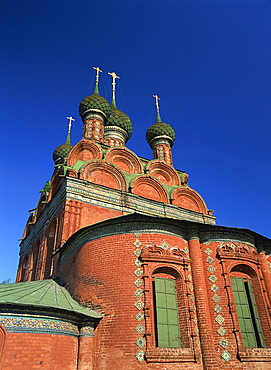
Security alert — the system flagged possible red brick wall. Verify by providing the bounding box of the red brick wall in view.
[1,332,78,370]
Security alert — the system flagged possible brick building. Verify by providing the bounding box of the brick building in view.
[1,70,271,369]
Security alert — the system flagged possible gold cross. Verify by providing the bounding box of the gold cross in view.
[67,116,75,132]
[108,71,120,100]
[93,67,103,82]
[153,94,160,111]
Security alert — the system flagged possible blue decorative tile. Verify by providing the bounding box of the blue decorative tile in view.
[207,265,215,273]
[217,326,226,336]
[184,246,189,254]
[194,326,199,335]
[210,284,219,293]
[134,278,142,288]
[189,283,193,292]
[219,338,228,349]
[191,303,196,312]
[221,350,231,362]
[134,268,143,277]
[190,294,195,302]
[188,274,192,281]
[134,259,142,267]
[135,323,145,334]
[135,350,144,362]
[215,315,224,325]
[136,336,146,348]
[206,256,214,264]
[135,312,144,322]
[209,274,217,283]
[196,338,200,348]
[133,240,142,248]
[161,241,169,250]
[214,304,222,314]
[134,289,143,299]
[212,294,221,303]
[135,300,144,310]
[204,247,213,255]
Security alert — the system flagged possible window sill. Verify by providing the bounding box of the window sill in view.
[145,348,196,363]
[239,348,271,362]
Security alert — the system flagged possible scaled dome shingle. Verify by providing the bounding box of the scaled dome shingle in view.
[106,107,133,140]
[146,120,175,145]
[79,94,111,118]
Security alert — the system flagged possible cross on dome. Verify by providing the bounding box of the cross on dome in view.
[66,116,75,133]
[93,67,103,83]
[153,94,160,112]
[108,71,120,101]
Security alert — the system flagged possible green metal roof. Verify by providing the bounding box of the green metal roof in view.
[0,279,102,319]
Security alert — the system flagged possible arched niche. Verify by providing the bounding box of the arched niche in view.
[105,147,144,174]
[146,160,180,186]
[48,167,65,202]
[23,212,35,239]
[67,139,103,166]
[131,175,169,203]
[171,187,208,214]
[44,219,58,279]
[80,160,128,192]
[35,193,47,221]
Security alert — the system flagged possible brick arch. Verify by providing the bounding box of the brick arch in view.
[23,212,35,239]
[48,167,65,201]
[131,175,169,203]
[44,219,58,278]
[80,160,128,192]
[35,193,47,221]
[67,139,103,166]
[146,160,180,186]
[171,187,207,213]
[105,147,144,174]
[0,324,6,366]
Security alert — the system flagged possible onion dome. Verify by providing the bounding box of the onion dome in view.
[53,129,73,164]
[79,83,111,119]
[105,99,133,140]
[146,110,175,147]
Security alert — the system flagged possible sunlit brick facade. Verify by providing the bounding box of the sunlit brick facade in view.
[1,75,271,369]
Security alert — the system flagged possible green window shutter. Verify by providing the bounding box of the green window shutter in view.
[231,277,264,348]
[154,277,181,348]
[246,279,266,348]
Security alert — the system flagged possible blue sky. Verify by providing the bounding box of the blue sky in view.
[1,0,271,282]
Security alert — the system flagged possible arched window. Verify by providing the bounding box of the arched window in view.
[152,268,190,349]
[231,266,266,348]
[44,221,57,278]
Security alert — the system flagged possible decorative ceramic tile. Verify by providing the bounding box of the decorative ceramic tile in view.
[193,317,198,324]
[190,294,195,302]
[204,247,213,255]
[215,315,224,325]
[207,265,215,274]
[219,338,228,349]
[221,350,231,362]
[134,232,142,238]
[191,303,196,312]
[188,274,192,281]
[212,294,221,303]
[161,242,169,250]
[187,264,191,271]
[217,326,226,336]
[134,300,144,310]
[214,304,222,314]
[133,249,141,257]
[196,338,201,348]
[134,289,143,299]
[135,312,144,322]
[134,268,143,277]
[194,326,199,335]
[189,283,193,292]
[206,256,214,264]
[135,323,145,334]
[133,240,142,248]
[134,259,142,267]
[134,278,142,288]
[210,284,219,293]
[184,246,189,254]
[209,274,217,283]
[135,350,144,362]
[136,336,146,348]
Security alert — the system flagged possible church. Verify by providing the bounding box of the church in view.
[1,68,271,369]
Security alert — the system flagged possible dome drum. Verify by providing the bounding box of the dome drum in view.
[104,126,129,144]
[148,135,174,149]
[82,109,107,123]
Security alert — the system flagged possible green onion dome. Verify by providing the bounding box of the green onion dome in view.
[52,132,73,164]
[146,111,175,146]
[105,100,133,140]
[79,85,111,119]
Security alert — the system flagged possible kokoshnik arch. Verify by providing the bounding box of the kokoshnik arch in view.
[1,67,271,370]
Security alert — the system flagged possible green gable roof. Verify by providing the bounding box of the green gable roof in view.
[0,279,102,319]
